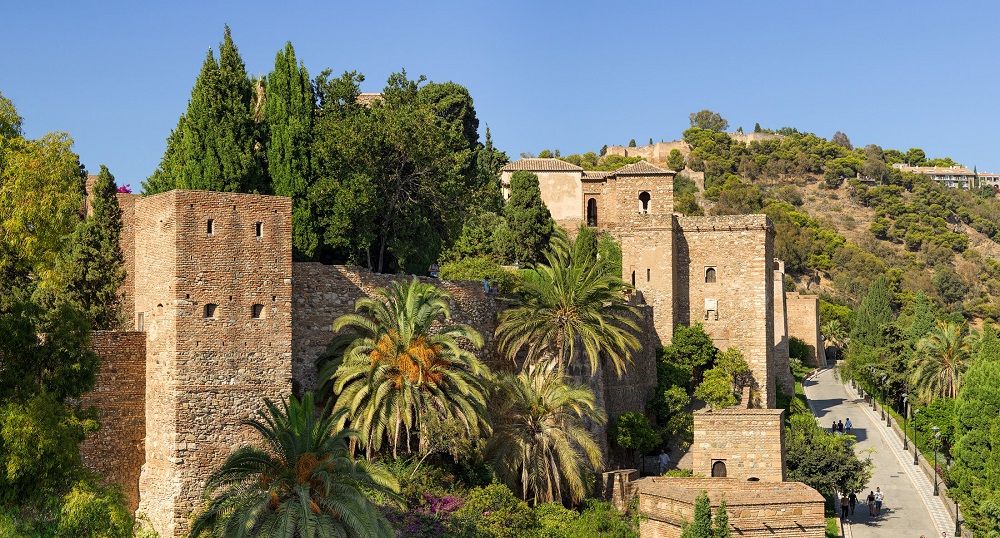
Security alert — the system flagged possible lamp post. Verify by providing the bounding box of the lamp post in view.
[932,426,941,496]
[913,409,920,465]
[956,499,962,536]
[869,366,877,409]
[902,393,908,450]
[879,374,887,421]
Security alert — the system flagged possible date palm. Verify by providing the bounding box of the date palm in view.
[324,278,490,459]
[486,363,605,506]
[189,393,398,538]
[912,320,971,401]
[496,240,640,376]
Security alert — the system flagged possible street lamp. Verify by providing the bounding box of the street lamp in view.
[902,393,909,450]
[956,499,962,536]
[869,366,877,409]
[880,374,887,421]
[913,409,920,465]
[932,426,941,496]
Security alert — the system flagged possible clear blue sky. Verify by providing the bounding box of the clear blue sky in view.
[3,1,999,188]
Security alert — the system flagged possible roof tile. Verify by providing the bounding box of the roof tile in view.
[501,158,584,172]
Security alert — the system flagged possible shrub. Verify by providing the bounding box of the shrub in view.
[57,481,134,538]
[439,256,521,293]
[452,482,538,537]
[788,336,810,363]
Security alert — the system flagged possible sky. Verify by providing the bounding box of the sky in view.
[3,1,999,188]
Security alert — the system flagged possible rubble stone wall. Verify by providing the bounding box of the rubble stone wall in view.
[692,408,786,482]
[786,293,827,367]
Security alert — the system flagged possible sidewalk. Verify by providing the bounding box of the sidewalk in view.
[802,367,951,538]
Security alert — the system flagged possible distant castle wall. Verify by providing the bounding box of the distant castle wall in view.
[786,293,827,367]
[606,141,689,163]
[79,331,146,512]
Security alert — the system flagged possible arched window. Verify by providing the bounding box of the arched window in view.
[638,191,651,214]
[586,199,598,227]
[705,267,717,283]
[712,461,727,478]
[204,303,217,318]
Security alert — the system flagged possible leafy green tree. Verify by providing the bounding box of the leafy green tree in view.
[487,364,604,506]
[912,320,971,401]
[695,348,753,409]
[538,149,554,158]
[265,42,316,259]
[689,110,729,132]
[680,491,713,538]
[503,171,553,265]
[785,413,873,496]
[628,139,636,147]
[831,131,851,150]
[667,149,685,170]
[496,243,640,376]
[905,147,927,166]
[0,90,22,139]
[675,193,704,216]
[190,393,398,538]
[452,482,539,537]
[612,412,661,469]
[145,26,265,194]
[597,232,623,279]
[323,278,489,458]
[438,255,521,293]
[849,276,894,348]
[57,481,134,538]
[36,165,125,330]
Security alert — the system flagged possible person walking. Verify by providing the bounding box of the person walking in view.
[840,493,850,519]
[848,491,857,515]
[838,420,844,433]
[845,417,853,434]
[832,420,838,433]
[658,450,671,474]
[866,490,876,516]
[874,487,884,516]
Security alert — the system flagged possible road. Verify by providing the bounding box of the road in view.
[802,366,953,538]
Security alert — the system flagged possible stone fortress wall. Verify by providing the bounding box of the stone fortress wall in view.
[786,292,827,367]
[605,132,782,165]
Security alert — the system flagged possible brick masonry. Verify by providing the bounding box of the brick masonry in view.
[691,408,786,482]
[78,331,146,512]
[634,477,826,538]
[786,293,827,367]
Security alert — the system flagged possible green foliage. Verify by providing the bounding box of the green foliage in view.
[504,171,554,265]
[145,26,264,195]
[572,225,598,266]
[675,193,704,216]
[611,412,661,464]
[680,491,713,538]
[667,149,685,170]
[323,278,488,458]
[912,320,971,402]
[439,256,521,293]
[190,394,399,538]
[689,110,729,132]
[788,336,810,363]
[596,232,622,279]
[452,482,538,537]
[57,481,133,538]
[695,348,752,409]
[785,413,873,496]
[487,365,604,506]
[0,90,23,138]
[850,276,894,348]
[628,139,636,147]
[714,498,731,538]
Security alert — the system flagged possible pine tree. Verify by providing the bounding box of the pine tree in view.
[502,171,552,265]
[850,276,894,348]
[907,290,935,345]
[146,26,264,194]
[39,165,125,330]
[681,491,713,538]
[714,497,731,538]
[265,41,316,259]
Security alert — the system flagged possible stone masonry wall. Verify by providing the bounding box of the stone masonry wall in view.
[79,331,146,512]
[135,191,293,538]
[605,141,689,163]
[786,293,827,367]
[675,215,776,407]
[636,477,825,538]
[773,261,795,396]
[692,408,786,482]
[118,193,140,327]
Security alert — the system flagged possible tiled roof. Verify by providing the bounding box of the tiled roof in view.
[500,158,584,172]
[612,161,673,175]
[582,171,612,180]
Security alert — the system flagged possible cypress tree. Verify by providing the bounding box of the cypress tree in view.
[265,41,316,259]
[503,171,552,265]
[146,26,264,194]
[39,165,125,330]
[681,490,713,538]
[714,497,731,538]
[850,276,893,348]
[906,290,936,345]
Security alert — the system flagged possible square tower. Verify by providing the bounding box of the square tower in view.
[134,191,293,537]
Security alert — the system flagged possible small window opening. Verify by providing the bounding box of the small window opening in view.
[647,268,651,282]
[136,312,144,332]
[705,267,717,283]
[638,191,651,214]
[586,198,598,227]
[204,303,217,318]
[251,304,265,319]
[712,461,727,478]
[206,219,214,235]
[747,477,760,482]
[272,295,277,302]
[255,222,263,237]
[631,271,636,287]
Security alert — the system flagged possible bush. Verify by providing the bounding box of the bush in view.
[57,481,134,538]
[439,256,522,293]
[788,336,810,363]
[452,482,538,537]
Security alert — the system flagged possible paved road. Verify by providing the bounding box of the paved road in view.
[803,366,952,538]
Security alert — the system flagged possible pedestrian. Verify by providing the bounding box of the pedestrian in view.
[866,490,875,516]
[874,487,884,516]
[490,279,499,294]
[428,262,439,278]
[840,493,849,519]
[845,417,852,434]
[482,277,490,294]
[832,420,837,433]
[838,420,844,433]
[848,491,857,515]
[658,450,671,474]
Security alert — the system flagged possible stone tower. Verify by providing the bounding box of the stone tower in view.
[130,191,293,537]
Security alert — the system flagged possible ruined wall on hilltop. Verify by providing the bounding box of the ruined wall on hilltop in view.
[605,140,689,163]
[78,331,146,512]
[675,215,776,408]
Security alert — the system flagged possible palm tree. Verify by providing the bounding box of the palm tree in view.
[486,362,604,506]
[912,320,972,401]
[495,237,640,376]
[189,393,398,538]
[323,278,490,459]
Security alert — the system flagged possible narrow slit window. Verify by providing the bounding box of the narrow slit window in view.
[647,268,651,282]
[254,222,263,237]
[136,312,144,332]
[631,271,636,287]
[251,304,265,319]
[204,303,217,318]
[206,219,214,235]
